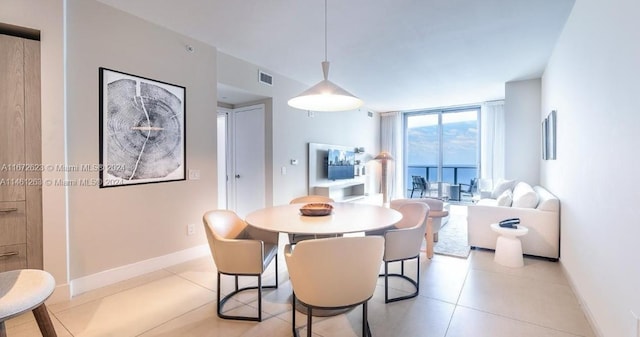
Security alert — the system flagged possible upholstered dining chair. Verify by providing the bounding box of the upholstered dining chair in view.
[284,236,384,337]
[0,269,57,337]
[368,202,429,303]
[288,195,335,245]
[202,210,279,322]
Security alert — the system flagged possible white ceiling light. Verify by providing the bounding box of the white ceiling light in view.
[287,0,363,112]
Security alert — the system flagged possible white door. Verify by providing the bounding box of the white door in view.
[230,104,265,217]
[216,112,228,209]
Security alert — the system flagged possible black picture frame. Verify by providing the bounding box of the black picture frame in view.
[547,110,557,160]
[99,67,186,188]
[542,118,548,160]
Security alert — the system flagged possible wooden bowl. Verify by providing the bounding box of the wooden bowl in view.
[299,203,333,216]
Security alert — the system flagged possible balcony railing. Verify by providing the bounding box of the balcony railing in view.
[407,164,477,187]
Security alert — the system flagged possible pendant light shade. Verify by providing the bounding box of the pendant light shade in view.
[288,1,363,112]
[288,61,363,111]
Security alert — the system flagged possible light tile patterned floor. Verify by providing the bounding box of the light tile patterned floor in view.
[5,240,596,337]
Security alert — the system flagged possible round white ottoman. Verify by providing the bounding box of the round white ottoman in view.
[0,269,57,337]
[490,223,529,268]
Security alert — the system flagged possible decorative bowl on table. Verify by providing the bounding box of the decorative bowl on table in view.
[299,203,333,216]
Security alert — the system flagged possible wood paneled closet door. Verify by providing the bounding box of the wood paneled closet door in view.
[0,33,42,271]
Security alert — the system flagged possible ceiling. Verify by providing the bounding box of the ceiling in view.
[96,0,575,112]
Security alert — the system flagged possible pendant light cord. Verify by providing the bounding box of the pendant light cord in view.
[324,0,328,62]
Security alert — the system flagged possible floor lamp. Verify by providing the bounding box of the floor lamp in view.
[374,151,394,206]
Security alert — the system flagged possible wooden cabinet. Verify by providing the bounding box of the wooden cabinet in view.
[0,33,42,271]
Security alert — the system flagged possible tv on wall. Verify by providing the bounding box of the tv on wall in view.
[327,148,355,180]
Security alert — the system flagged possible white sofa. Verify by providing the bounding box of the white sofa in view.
[467,182,560,260]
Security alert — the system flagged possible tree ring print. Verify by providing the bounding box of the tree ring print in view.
[99,68,185,187]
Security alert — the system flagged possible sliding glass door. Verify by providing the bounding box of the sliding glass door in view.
[405,107,479,199]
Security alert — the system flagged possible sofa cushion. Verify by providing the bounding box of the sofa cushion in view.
[496,189,513,206]
[491,179,517,199]
[512,182,538,208]
[534,186,560,212]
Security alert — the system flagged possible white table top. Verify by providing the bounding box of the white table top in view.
[245,202,402,235]
[490,223,529,237]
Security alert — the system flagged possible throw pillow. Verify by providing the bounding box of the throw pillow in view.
[512,182,539,208]
[496,189,513,207]
[491,179,517,199]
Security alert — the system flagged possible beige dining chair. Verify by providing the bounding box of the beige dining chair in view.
[284,236,384,337]
[369,202,430,303]
[288,195,335,245]
[202,210,279,321]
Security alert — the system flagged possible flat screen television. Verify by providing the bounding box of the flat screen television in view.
[327,148,355,180]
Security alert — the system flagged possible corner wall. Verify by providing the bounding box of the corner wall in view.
[542,0,640,335]
[505,78,541,185]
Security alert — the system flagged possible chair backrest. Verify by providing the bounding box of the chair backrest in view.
[285,236,384,308]
[391,202,430,229]
[203,210,247,240]
[383,202,429,261]
[202,210,250,273]
[289,195,334,204]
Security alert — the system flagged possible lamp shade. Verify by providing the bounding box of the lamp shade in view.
[288,79,363,112]
[288,61,363,112]
[374,151,394,161]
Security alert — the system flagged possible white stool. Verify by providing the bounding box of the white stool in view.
[0,269,57,337]
[490,223,529,268]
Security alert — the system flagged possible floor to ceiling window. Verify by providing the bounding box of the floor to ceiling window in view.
[405,107,479,199]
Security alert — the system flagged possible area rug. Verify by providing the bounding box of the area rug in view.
[433,205,471,258]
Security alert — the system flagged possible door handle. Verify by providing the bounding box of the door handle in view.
[0,251,18,258]
[235,174,241,179]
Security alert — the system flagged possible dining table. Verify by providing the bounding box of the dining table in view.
[245,202,403,237]
[245,201,402,316]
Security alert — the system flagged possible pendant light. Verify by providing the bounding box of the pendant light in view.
[287,0,363,112]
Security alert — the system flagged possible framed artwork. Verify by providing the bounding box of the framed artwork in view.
[542,118,548,160]
[547,110,557,160]
[99,67,186,187]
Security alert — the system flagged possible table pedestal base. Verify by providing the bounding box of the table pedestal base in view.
[494,235,524,267]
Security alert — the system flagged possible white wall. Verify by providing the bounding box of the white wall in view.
[65,0,217,284]
[542,0,640,336]
[504,78,541,185]
[0,0,69,301]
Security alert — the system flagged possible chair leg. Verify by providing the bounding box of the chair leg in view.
[33,303,57,337]
[362,302,368,337]
[292,292,297,337]
[306,306,313,337]
[382,256,420,303]
[216,255,278,321]
[1,321,7,337]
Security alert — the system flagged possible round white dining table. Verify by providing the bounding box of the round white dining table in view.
[245,202,402,235]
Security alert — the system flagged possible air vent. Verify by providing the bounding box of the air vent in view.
[258,70,273,86]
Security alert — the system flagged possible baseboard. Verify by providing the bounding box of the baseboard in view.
[69,244,210,297]
[560,261,604,337]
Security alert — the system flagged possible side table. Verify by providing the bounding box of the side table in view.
[490,223,529,267]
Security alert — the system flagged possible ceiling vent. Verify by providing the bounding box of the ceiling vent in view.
[258,70,273,86]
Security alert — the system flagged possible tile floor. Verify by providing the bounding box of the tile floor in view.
[5,237,596,337]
